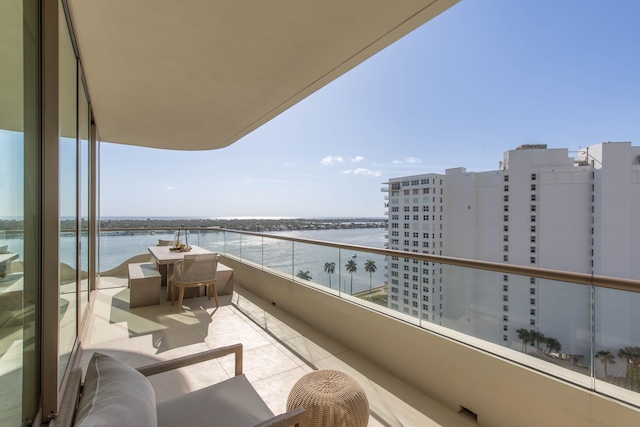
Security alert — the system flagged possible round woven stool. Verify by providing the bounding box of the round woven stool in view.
[286,369,369,427]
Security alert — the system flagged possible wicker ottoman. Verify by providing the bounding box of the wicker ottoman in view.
[286,370,369,427]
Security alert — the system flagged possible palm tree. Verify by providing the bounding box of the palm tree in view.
[345,259,357,294]
[364,260,377,294]
[324,262,336,289]
[595,350,617,378]
[618,347,640,373]
[546,337,561,354]
[529,330,546,351]
[516,328,533,353]
[619,347,640,390]
[296,270,312,281]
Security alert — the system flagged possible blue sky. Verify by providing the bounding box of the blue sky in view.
[100,0,640,218]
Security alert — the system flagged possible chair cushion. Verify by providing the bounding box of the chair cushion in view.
[75,352,157,427]
[0,245,9,254]
[157,239,173,246]
[156,374,273,427]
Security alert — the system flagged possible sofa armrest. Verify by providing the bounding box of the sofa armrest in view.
[137,343,243,377]
[253,406,307,427]
[55,368,83,427]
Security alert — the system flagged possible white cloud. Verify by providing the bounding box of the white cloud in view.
[320,155,344,166]
[353,168,381,177]
[343,168,381,176]
[392,157,422,165]
[165,186,175,190]
[351,156,364,163]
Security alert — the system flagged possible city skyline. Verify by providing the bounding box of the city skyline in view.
[98,0,640,218]
[385,141,640,375]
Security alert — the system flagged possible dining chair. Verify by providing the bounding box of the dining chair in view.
[170,253,219,313]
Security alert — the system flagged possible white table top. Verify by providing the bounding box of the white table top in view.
[148,245,214,265]
[0,253,19,265]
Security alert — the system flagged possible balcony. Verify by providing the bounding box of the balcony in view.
[86,282,477,426]
[86,228,640,426]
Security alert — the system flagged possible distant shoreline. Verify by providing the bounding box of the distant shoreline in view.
[98,217,386,232]
[1,217,387,233]
[98,216,385,221]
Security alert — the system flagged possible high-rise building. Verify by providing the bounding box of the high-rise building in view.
[385,142,640,358]
[386,174,446,323]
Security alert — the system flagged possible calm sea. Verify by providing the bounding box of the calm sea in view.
[260,228,387,294]
[103,228,387,294]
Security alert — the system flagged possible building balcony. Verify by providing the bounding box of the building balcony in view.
[86,281,477,426]
[86,228,640,427]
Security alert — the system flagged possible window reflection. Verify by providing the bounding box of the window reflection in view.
[0,0,40,424]
[80,81,90,319]
[59,3,78,386]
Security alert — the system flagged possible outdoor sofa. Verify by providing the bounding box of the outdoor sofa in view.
[56,343,306,427]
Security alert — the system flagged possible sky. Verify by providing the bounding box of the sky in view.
[99,0,640,219]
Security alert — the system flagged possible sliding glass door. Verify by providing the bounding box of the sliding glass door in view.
[0,1,40,425]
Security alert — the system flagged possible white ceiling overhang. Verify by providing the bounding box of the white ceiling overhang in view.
[63,0,458,150]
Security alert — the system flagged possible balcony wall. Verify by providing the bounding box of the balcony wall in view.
[220,254,640,427]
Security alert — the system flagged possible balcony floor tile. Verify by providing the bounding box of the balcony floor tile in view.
[83,284,476,426]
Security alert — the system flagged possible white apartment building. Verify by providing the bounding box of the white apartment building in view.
[385,142,640,359]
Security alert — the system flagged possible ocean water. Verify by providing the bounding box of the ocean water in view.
[98,228,388,294]
[249,228,387,294]
[1,228,387,294]
[100,228,387,294]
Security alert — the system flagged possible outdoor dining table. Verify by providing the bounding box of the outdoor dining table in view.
[147,245,234,299]
[0,252,19,281]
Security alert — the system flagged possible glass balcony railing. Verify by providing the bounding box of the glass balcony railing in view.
[96,227,640,406]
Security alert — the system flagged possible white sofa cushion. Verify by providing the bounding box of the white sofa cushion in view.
[74,352,157,427]
[156,374,273,427]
